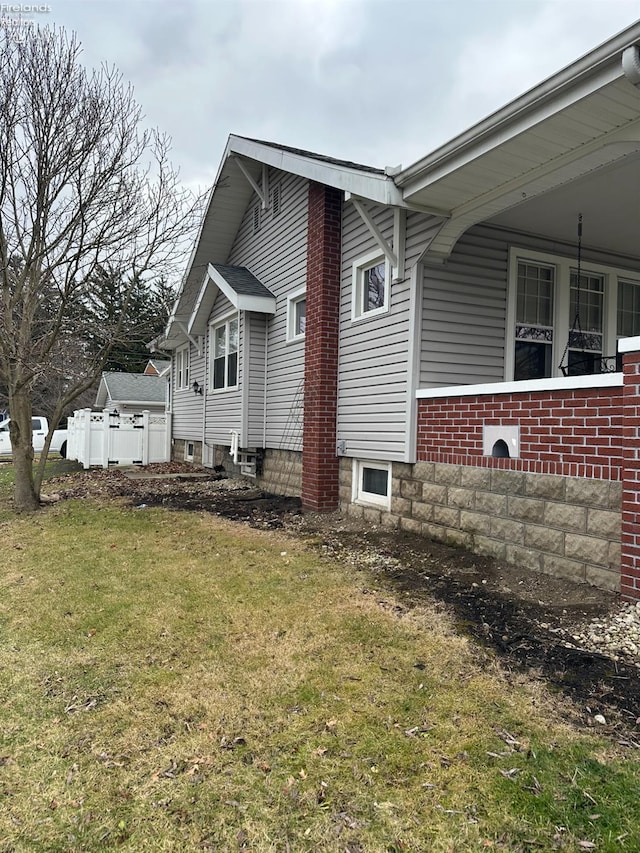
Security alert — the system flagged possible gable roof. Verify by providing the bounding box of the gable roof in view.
[160,20,640,349]
[96,372,167,409]
[189,265,276,336]
[161,135,395,349]
[145,359,171,377]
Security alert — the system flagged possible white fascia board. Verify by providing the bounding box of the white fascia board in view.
[188,272,219,336]
[167,134,238,323]
[236,293,276,313]
[228,135,403,207]
[207,264,276,315]
[397,23,640,196]
[416,373,622,400]
[95,378,108,408]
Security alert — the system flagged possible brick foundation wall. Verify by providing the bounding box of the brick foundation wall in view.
[302,183,342,511]
[621,353,640,598]
[339,457,621,591]
[417,386,623,480]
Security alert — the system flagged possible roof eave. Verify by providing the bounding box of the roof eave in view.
[397,22,640,195]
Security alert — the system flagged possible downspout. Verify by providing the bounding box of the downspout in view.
[263,319,269,449]
[201,334,208,467]
[404,262,423,463]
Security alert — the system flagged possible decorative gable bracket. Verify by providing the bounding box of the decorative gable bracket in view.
[175,322,202,355]
[349,196,406,283]
[231,156,269,210]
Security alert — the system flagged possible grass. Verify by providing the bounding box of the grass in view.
[0,478,638,850]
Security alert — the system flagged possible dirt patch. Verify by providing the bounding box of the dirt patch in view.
[44,462,640,740]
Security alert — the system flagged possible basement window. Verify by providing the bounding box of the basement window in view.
[353,459,391,509]
[185,441,195,462]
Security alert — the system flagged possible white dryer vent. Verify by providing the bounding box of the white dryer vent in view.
[483,425,520,459]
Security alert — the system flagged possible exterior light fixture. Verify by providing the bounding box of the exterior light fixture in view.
[192,381,203,396]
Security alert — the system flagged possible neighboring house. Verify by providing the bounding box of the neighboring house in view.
[153,23,640,599]
[144,359,171,377]
[95,372,168,415]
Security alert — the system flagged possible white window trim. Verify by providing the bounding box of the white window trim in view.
[352,459,391,510]
[506,246,640,381]
[175,345,190,390]
[185,441,195,462]
[287,287,306,342]
[351,250,391,322]
[209,312,240,394]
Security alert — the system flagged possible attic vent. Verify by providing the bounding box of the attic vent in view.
[271,183,281,217]
[252,203,261,233]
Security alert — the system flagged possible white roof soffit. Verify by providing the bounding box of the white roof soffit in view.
[188,271,219,336]
[396,23,640,260]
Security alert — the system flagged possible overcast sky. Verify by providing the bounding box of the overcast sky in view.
[19,0,640,192]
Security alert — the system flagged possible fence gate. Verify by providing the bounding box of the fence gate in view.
[67,409,171,469]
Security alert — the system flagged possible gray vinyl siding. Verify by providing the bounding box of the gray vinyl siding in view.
[420,226,509,388]
[204,292,243,446]
[226,170,307,451]
[171,340,204,440]
[337,205,441,461]
[419,223,640,388]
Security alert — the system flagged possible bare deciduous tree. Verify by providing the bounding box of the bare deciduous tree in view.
[0,25,199,511]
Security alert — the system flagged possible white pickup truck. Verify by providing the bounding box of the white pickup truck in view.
[0,416,68,459]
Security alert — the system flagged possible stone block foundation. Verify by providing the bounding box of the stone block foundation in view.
[339,457,622,592]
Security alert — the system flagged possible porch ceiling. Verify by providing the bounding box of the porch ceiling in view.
[487,151,640,261]
[396,23,640,260]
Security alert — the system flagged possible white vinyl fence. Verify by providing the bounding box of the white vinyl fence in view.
[67,409,171,469]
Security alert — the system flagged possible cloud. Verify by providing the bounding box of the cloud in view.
[47,0,640,188]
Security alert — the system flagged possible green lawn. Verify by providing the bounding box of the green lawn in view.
[0,476,638,851]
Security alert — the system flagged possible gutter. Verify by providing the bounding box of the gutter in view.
[396,22,640,189]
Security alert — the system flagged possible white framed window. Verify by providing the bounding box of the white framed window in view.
[352,251,390,321]
[618,279,640,338]
[352,459,391,509]
[185,441,195,462]
[210,315,239,391]
[507,248,640,380]
[176,345,190,389]
[287,288,306,341]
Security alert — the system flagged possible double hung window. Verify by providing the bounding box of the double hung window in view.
[176,346,190,389]
[514,261,554,381]
[509,248,640,380]
[211,316,239,390]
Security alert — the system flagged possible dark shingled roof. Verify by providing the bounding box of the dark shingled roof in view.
[237,136,386,176]
[211,264,275,299]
